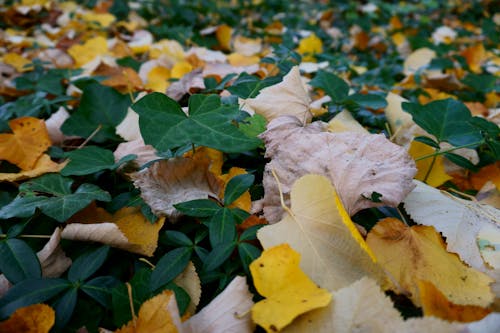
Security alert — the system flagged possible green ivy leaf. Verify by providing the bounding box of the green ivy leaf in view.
[53,287,78,330]
[174,199,221,217]
[203,242,236,271]
[68,246,110,282]
[238,242,261,274]
[346,93,388,109]
[133,93,261,153]
[164,231,194,247]
[112,269,151,327]
[414,136,440,149]
[61,83,131,142]
[310,70,349,103]
[226,73,281,98]
[150,247,192,292]
[402,99,483,146]
[208,208,237,247]
[444,152,479,171]
[81,276,119,307]
[0,239,41,283]
[239,114,267,139]
[61,146,136,176]
[224,174,254,206]
[0,174,111,223]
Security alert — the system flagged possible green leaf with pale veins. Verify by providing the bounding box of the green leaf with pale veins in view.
[133,93,261,153]
[310,70,349,103]
[0,174,111,222]
[61,146,136,176]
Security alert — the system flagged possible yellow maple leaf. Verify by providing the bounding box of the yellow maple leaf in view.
[116,290,181,333]
[2,53,33,72]
[0,304,55,333]
[0,117,52,171]
[145,66,171,92]
[67,36,109,67]
[418,280,491,322]
[250,244,332,333]
[227,53,260,66]
[366,218,494,307]
[297,33,323,62]
[408,140,452,187]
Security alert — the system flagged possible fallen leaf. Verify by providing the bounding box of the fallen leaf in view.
[218,167,252,212]
[250,244,332,333]
[476,182,500,209]
[233,36,262,56]
[0,304,55,333]
[281,277,402,333]
[327,110,367,133]
[81,12,115,28]
[113,138,158,169]
[0,116,51,170]
[173,262,201,316]
[67,36,109,67]
[244,66,312,124]
[132,157,222,220]
[0,154,66,183]
[461,43,487,73]
[384,92,423,146]
[2,52,33,72]
[38,228,72,278]
[366,217,494,307]
[62,206,165,257]
[408,140,452,187]
[403,180,500,272]
[418,280,491,322]
[182,276,254,333]
[259,116,416,221]
[216,24,232,51]
[470,163,500,191]
[403,48,436,76]
[258,174,386,291]
[45,107,75,145]
[116,290,182,333]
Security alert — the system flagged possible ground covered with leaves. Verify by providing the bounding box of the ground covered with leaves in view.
[0,0,499,332]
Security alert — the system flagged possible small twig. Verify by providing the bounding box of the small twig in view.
[138,257,156,269]
[422,153,438,184]
[77,124,102,149]
[446,188,477,201]
[126,282,137,327]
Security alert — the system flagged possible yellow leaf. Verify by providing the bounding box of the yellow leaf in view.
[218,167,252,212]
[461,43,487,74]
[171,61,193,79]
[0,117,52,171]
[67,36,109,67]
[409,140,452,187]
[250,244,332,333]
[418,280,491,322]
[403,48,436,76]
[257,174,386,292]
[2,53,33,72]
[297,33,323,61]
[145,66,170,92]
[116,290,181,333]
[227,53,260,66]
[173,262,201,315]
[0,154,67,183]
[0,304,55,333]
[216,24,232,51]
[366,218,494,307]
[81,12,116,28]
[470,163,500,191]
[327,110,368,133]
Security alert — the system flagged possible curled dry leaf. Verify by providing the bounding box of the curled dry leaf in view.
[183,276,255,333]
[366,218,494,307]
[259,116,416,221]
[166,69,205,101]
[257,175,386,292]
[403,180,500,272]
[61,206,165,257]
[132,157,222,220]
[113,138,158,169]
[243,66,312,124]
[45,107,74,145]
[173,262,201,316]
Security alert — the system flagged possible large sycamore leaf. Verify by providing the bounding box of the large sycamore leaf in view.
[244,66,312,124]
[366,218,494,307]
[403,180,500,272]
[182,276,254,333]
[259,116,416,221]
[0,116,51,170]
[0,174,111,223]
[257,174,386,291]
[0,303,55,333]
[133,93,260,153]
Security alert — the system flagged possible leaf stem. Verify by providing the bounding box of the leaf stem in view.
[77,124,102,149]
[0,234,52,239]
[414,141,483,161]
[423,153,438,183]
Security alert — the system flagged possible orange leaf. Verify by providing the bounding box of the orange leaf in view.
[216,24,232,51]
[0,304,55,333]
[418,280,491,322]
[0,154,67,183]
[470,163,500,191]
[0,117,51,170]
[461,43,486,74]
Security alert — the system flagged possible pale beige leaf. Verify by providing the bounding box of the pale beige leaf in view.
[282,277,402,333]
[327,110,367,133]
[244,66,312,124]
[384,92,423,146]
[166,69,204,101]
[233,36,262,56]
[183,276,254,333]
[113,137,158,168]
[45,107,76,145]
[257,175,386,291]
[132,157,222,220]
[116,108,141,141]
[398,317,465,333]
[259,116,416,221]
[173,262,201,315]
[38,228,72,278]
[477,224,500,270]
[0,276,10,297]
[403,47,436,76]
[403,180,500,272]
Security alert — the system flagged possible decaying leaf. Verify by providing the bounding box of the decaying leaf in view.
[182,276,254,333]
[418,280,491,322]
[115,290,182,333]
[0,116,51,171]
[250,244,332,333]
[244,66,312,124]
[403,180,500,272]
[366,217,494,307]
[113,138,158,169]
[258,174,386,291]
[173,262,201,316]
[259,116,416,221]
[0,304,55,333]
[385,92,423,146]
[38,228,72,278]
[403,47,436,76]
[61,205,165,256]
[132,157,222,220]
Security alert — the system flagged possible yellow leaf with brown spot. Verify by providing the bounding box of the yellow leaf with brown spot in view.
[116,290,182,333]
[297,33,323,61]
[250,244,332,333]
[67,36,108,67]
[219,167,252,211]
[0,117,51,171]
[145,66,170,92]
[2,53,33,72]
[366,218,494,307]
[418,280,491,322]
[216,24,232,51]
[0,304,55,333]
[0,154,67,183]
[408,141,452,187]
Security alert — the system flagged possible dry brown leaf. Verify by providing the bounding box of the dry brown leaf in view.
[259,116,416,222]
[173,262,201,316]
[132,157,222,220]
[366,218,494,307]
[0,304,55,333]
[244,66,312,124]
[182,276,254,333]
[38,228,72,278]
[113,138,158,169]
